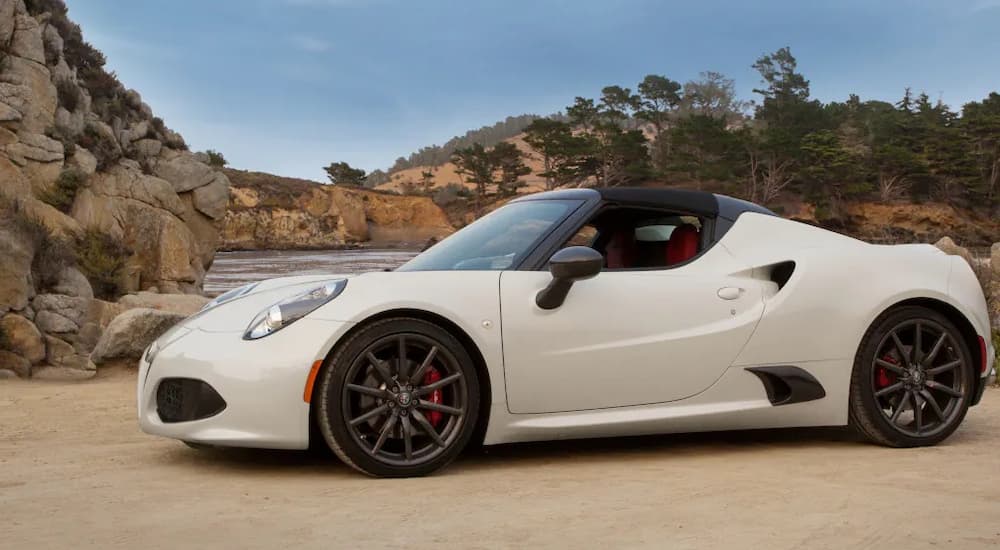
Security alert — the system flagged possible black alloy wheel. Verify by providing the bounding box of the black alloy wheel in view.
[316,318,480,477]
[850,306,974,447]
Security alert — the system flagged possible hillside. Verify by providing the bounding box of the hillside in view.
[377,133,548,195]
[222,169,453,250]
[0,0,230,378]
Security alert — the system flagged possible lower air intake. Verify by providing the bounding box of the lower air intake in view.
[156,378,226,423]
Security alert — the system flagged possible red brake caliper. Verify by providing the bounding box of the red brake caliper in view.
[877,354,897,389]
[423,367,443,427]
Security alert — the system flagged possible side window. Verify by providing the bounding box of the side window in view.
[592,211,706,270]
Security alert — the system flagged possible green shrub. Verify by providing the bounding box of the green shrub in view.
[150,117,166,135]
[38,168,87,213]
[432,183,466,206]
[204,149,227,168]
[0,197,77,292]
[24,0,67,16]
[76,124,121,171]
[55,79,81,112]
[76,229,130,300]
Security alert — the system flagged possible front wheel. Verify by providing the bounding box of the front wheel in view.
[315,318,480,477]
[849,306,975,447]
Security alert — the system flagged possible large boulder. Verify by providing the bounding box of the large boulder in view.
[10,11,45,65]
[0,0,17,45]
[0,313,45,364]
[32,293,90,327]
[90,308,185,365]
[153,152,217,193]
[72,173,205,292]
[44,334,95,372]
[6,131,64,194]
[0,56,57,134]
[34,310,77,334]
[192,172,230,220]
[84,164,186,216]
[52,267,94,300]
[0,226,35,313]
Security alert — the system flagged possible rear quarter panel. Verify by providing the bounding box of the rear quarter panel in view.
[720,214,955,367]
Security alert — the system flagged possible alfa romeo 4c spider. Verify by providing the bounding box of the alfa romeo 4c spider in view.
[138,188,995,477]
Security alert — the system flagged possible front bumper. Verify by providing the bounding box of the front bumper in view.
[137,318,352,450]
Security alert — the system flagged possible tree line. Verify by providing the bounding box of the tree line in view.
[325,47,1000,217]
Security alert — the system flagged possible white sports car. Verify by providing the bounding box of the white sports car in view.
[138,188,995,477]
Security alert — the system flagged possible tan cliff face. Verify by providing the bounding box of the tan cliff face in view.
[221,169,453,250]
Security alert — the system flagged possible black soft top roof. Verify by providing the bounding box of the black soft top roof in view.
[514,187,775,220]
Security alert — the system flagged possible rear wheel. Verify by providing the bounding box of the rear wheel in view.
[316,318,480,477]
[849,306,974,447]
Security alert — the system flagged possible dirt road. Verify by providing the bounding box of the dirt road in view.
[2,368,998,549]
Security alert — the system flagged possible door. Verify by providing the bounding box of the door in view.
[499,245,764,413]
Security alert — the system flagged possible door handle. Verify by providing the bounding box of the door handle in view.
[717,287,743,300]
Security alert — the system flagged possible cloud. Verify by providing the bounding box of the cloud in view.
[289,35,331,53]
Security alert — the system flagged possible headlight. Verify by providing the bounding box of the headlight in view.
[202,282,260,312]
[244,279,347,340]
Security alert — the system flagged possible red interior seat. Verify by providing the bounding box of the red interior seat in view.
[605,230,637,269]
[666,224,699,265]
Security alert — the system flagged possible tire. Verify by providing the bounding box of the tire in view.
[849,305,975,447]
[315,317,480,477]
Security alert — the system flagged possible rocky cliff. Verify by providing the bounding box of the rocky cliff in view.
[0,0,228,378]
[222,169,453,250]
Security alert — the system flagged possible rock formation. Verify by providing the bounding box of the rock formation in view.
[0,0,227,378]
[222,169,453,250]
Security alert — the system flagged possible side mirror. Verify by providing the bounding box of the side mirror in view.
[535,246,603,310]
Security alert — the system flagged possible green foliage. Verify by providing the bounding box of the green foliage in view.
[75,229,130,300]
[432,183,470,206]
[38,168,88,213]
[76,124,121,171]
[451,143,494,204]
[324,161,367,186]
[664,115,742,183]
[55,78,81,112]
[451,141,530,205]
[524,118,590,189]
[24,0,68,16]
[0,197,77,292]
[365,169,390,188]
[204,149,228,168]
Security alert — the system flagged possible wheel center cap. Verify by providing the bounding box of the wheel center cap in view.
[908,368,924,386]
[396,391,413,407]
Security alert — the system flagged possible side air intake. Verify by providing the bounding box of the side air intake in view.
[746,366,826,406]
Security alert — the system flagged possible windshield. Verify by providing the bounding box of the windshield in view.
[398,199,582,271]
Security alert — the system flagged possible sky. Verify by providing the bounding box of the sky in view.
[66,0,1000,182]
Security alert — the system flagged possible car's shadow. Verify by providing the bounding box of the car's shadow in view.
[156,426,874,477]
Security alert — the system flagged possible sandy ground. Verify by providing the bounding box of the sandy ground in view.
[1,368,998,550]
